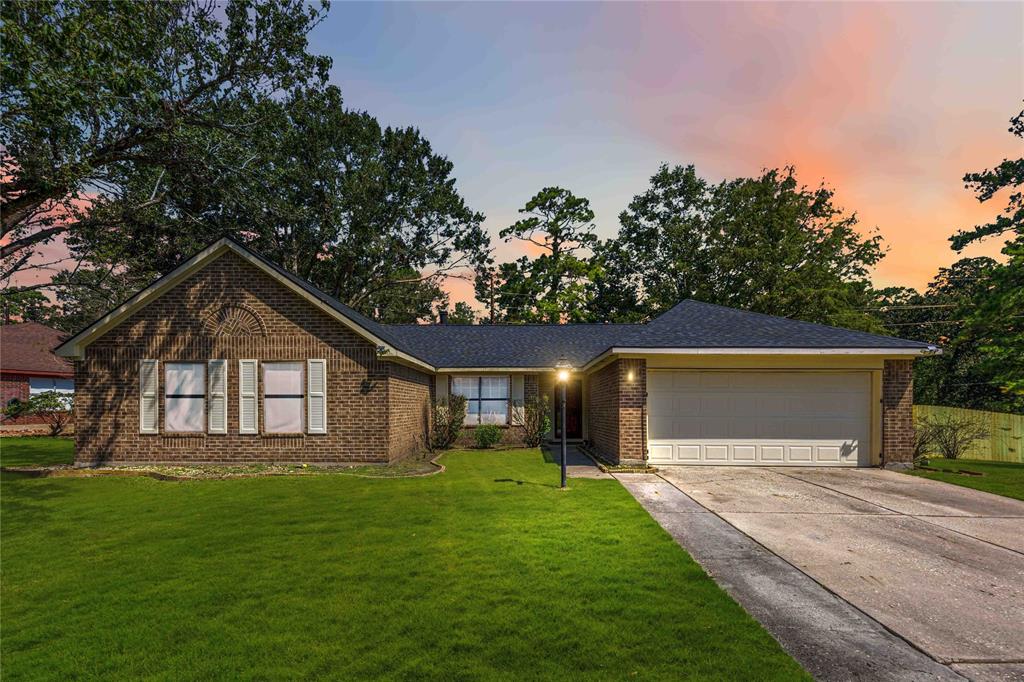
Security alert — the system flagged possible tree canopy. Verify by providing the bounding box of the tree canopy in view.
[2,1,489,325]
[590,165,885,330]
[476,187,599,323]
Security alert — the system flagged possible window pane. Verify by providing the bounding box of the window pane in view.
[480,401,508,425]
[264,362,303,395]
[464,400,480,425]
[166,363,205,395]
[29,377,74,395]
[166,397,204,432]
[480,377,508,399]
[452,377,479,399]
[265,397,303,433]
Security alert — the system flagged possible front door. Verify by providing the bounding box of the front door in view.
[553,379,583,439]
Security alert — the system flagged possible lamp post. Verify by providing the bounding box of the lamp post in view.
[555,355,572,489]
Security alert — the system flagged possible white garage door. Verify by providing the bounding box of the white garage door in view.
[648,371,871,467]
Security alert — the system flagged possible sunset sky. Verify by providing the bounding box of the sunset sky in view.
[313,1,1022,306]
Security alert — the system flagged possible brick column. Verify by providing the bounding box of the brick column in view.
[617,359,647,465]
[882,359,914,468]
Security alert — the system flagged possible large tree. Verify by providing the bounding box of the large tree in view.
[67,85,489,323]
[948,108,1024,408]
[3,3,489,325]
[476,187,599,323]
[1,0,330,282]
[592,165,886,331]
[875,258,1011,411]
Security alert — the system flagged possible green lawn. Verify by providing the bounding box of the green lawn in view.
[910,457,1024,501]
[1,438,806,680]
[0,436,75,467]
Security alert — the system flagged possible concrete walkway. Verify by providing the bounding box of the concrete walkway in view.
[617,472,964,681]
[542,444,612,479]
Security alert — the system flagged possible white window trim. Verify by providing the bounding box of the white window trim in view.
[262,361,305,434]
[451,375,511,426]
[164,361,206,433]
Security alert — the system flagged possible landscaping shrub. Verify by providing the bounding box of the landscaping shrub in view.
[913,416,937,463]
[3,390,73,436]
[473,424,502,449]
[920,413,989,460]
[431,395,467,450]
[521,396,551,447]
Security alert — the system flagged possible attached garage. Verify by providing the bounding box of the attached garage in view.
[647,370,872,467]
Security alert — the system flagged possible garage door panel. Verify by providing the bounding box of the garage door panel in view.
[648,371,870,467]
[676,444,701,461]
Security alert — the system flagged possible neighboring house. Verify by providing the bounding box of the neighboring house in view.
[56,238,937,467]
[1,322,74,427]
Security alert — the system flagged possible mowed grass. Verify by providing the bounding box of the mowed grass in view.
[0,436,75,467]
[1,438,807,681]
[910,457,1024,501]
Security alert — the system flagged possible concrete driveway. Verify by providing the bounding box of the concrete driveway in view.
[657,467,1024,679]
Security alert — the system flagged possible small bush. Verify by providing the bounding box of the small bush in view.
[913,416,937,463]
[431,395,467,450]
[521,396,551,447]
[927,413,989,460]
[3,390,73,436]
[473,424,502,449]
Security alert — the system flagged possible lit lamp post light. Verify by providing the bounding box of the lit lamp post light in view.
[555,355,572,489]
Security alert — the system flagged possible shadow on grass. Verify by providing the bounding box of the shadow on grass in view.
[493,477,561,489]
[0,474,72,524]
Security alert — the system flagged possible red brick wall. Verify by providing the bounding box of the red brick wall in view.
[1,373,29,406]
[882,359,915,465]
[75,251,431,465]
[587,361,620,462]
[388,362,432,459]
[585,359,647,464]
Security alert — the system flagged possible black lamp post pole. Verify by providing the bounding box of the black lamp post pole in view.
[560,381,567,489]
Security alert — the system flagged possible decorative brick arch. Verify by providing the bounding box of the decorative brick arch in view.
[200,304,267,337]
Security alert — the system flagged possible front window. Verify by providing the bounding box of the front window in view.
[452,376,509,426]
[264,362,304,433]
[165,363,205,432]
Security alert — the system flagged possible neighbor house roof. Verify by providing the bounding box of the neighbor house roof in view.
[55,237,938,369]
[0,322,74,376]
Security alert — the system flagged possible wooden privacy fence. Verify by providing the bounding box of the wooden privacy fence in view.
[914,405,1024,463]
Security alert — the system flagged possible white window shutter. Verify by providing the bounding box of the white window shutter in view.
[208,360,227,434]
[307,359,327,434]
[139,359,159,434]
[239,359,258,434]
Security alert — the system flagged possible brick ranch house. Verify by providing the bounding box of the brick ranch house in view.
[1,322,74,430]
[55,238,938,468]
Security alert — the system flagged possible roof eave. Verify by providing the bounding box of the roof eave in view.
[580,345,940,372]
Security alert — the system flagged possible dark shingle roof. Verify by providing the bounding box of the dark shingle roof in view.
[632,300,933,350]
[240,240,931,368]
[382,301,930,368]
[386,323,643,368]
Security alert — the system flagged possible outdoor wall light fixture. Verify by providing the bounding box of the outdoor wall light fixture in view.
[627,370,635,382]
[554,355,573,489]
